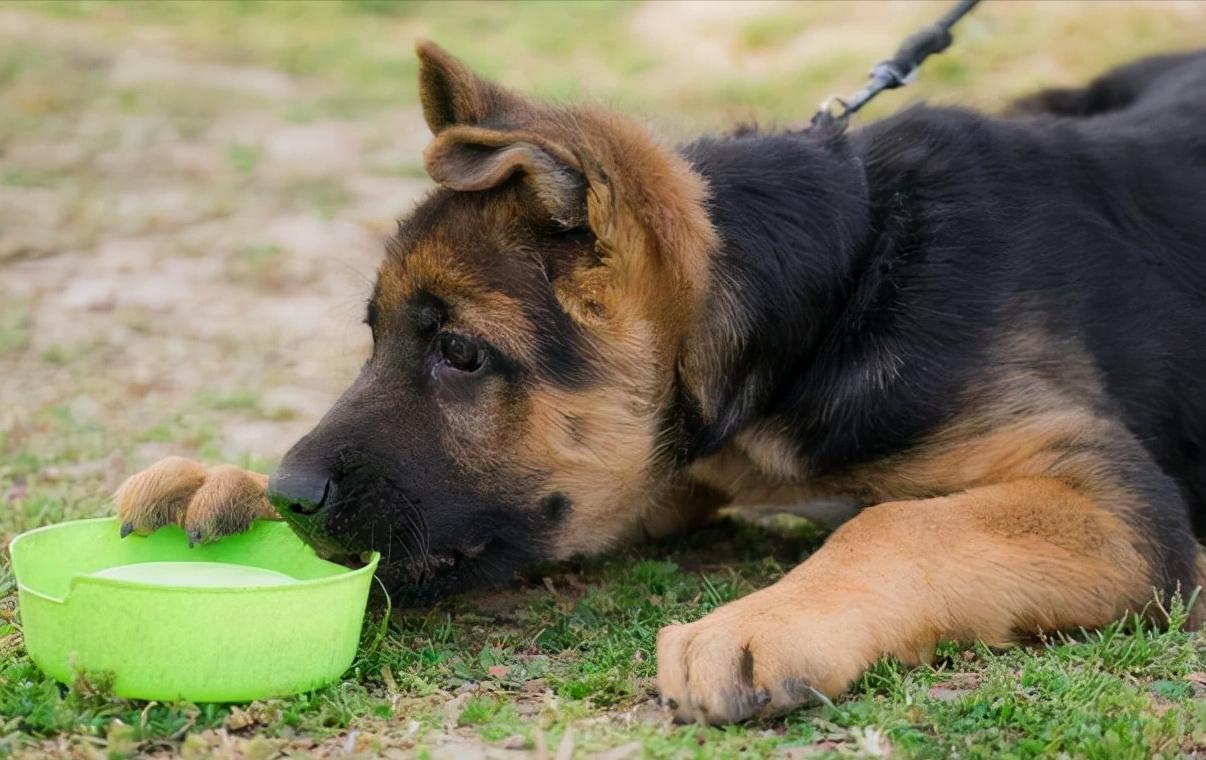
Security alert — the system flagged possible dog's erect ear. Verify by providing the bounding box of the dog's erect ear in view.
[419,39,542,133]
[416,40,520,133]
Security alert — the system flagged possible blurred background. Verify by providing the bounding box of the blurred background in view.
[2,0,1204,533]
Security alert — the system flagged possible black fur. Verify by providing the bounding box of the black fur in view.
[679,49,1206,593]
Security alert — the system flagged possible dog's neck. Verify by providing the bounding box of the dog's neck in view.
[667,126,876,475]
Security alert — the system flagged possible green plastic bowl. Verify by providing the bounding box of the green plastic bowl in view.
[9,517,378,702]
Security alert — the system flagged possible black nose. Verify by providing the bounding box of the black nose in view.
[267,467,332,517]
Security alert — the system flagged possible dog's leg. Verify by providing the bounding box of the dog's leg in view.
[656,476,1203,724]
[114,457,277,544]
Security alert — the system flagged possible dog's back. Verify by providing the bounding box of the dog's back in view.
[1015,50,1206,535]
[1012,49,1206,118]
[823,51,1206,540]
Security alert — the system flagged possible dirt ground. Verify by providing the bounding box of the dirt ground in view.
[5,0,1206,479]
[0,10,429,479]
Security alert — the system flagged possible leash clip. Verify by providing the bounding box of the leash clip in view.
[811,96,850,128]
[809,0,980,127]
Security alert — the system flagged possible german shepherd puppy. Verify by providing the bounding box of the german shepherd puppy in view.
[115,43,1206,723]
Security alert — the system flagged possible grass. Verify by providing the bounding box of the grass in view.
[2,504,1204,757]
[1,399,1204,756]
[2,0,1205,757]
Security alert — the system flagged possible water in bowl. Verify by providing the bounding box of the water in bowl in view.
[91,561,297,588]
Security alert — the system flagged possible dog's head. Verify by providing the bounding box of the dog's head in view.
[267,43,725,602]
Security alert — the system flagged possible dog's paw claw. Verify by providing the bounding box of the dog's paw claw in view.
[655,603,858,724]
[753,688,772,709]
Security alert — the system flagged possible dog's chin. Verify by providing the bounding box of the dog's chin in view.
[312,547,375,571]
[310,536,534,608]
[392,537,541,607]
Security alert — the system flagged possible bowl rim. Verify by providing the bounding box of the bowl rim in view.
[10,517,381,603]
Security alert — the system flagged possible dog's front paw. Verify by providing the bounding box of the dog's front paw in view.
[114,457,276,545]
[656,592,869,724]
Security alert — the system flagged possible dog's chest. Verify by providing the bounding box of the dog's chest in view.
[689,428,865,528]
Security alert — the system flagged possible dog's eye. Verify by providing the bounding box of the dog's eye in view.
[437,333,483,373]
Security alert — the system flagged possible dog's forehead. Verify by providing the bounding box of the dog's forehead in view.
[375,189,542,354]
[385,189,519,279]
[373,188,602,382]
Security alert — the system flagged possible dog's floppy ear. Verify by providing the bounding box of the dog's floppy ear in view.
[415,41,716,336]
[417,41,586,228]
[424,125,588,229]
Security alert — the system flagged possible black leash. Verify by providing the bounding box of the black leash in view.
[812,0,982,127]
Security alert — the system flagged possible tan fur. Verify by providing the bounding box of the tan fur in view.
[840,408,1135,504]
[665,331,1197,723]
[691,332,1145,510]
[691,443,840,510]
[657,477,1156,724]
[115,457,274,544]
[573,104,718,342]
[732,424,808,483]
[551,265,612,326]
[414,40,718,350]
[181,465,275,540]
[398,43,724,560]
[166,41,725,570]
[377,239,539,364]
[693,408,1129,511]
[514,310,680,556]
[114,456,208,533]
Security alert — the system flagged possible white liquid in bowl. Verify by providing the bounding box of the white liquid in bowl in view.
[91,561,296,588]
